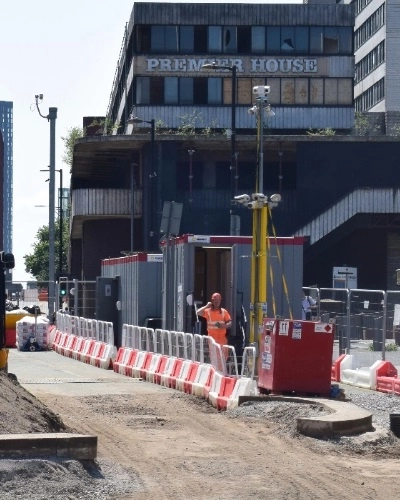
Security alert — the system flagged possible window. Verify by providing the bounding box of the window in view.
[355,77,385,111]
[208,78,222,104]
[208,26,237,53]
[355,4,385,50]
[150,25,193,53]
[252,27,265,53]
[355,41,385,83]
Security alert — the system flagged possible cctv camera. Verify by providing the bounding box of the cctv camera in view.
[252,193,266,202]
[248,106,257,115]
[234,194,251,203]
[253,85,270,96]
[270,193,282,203]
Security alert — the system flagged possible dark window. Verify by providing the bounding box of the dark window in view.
[194,26,208,53]
[237,26,251,54]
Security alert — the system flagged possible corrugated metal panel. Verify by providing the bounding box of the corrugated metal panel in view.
[132,3,354,26]
[294,188,400,244]
[135,105,354,131]
[101,255,163,326]
[71,189,142,217]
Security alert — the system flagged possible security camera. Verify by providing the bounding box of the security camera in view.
[247,201,257,209]
[234,194,251,203]
[248,106,257,115]
[270,193,282,203]
[252,193,266,202]
[253,85,270,96]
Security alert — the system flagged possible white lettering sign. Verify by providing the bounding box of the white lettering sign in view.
[146,58,318,74]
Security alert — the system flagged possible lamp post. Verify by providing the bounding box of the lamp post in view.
[202,62,239,235]
[35,95,57,321]
[127,116,156,251]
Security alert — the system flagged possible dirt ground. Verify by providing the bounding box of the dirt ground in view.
[2,369,400,499]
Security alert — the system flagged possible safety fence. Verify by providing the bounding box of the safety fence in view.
[304,287,400,360]
[53,312,258,410]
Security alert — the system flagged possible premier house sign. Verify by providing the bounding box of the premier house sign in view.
[146,57,318,74]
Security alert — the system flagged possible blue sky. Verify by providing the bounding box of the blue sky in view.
[1,0,300,282]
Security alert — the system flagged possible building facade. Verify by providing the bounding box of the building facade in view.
[69,1,400,293]
[107,2,355,134]
[352,0,400,131]
[0,101,12,255]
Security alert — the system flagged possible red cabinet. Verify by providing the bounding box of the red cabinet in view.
[258,319,334,396]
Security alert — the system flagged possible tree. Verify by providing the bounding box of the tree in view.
[61,126,84,169]
[24,217,69,282]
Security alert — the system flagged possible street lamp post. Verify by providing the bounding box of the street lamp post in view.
[35,95,57,321]
[127,116,156,251]
[202,62,239,235]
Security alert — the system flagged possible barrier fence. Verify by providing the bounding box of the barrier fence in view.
[304,287,400,362]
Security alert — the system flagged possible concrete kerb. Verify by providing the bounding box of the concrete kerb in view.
[237,395,373,439]
[0,433,97,459]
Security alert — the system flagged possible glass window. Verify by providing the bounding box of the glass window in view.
[252,27,265,53]
[223,26,237,52]
[180,26,194,52]
[165,26,179,52]
[324,27,339,54]
[266,27,280,53]
[180,78,193,104]
[151,26,164,51]
[295,27,309,53]
[310,27,324,53]
[338,27,353,54]
[208,26,222,52]
[281,27,295,52]
[208,78,222,104]
[165,77,178,104]
[136,77,150,104]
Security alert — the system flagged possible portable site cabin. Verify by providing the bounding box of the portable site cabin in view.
[100,253,163,345]
[160,235,305,343]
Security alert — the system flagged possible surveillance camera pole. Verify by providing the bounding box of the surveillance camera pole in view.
[250,91,269,347]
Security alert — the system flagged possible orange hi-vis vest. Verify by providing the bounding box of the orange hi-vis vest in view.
[203,307,231,346]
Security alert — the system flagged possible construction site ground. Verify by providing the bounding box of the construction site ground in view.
[2,349,400,499]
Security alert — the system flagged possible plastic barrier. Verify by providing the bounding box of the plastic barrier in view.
[191,364,214,397]
[226,378,258,410]
[183,362,200,394]
[375,361,398,394]
[175,359,194,392]
[331,353,346,382]
[153,355,170,385]
[145,353,163,384]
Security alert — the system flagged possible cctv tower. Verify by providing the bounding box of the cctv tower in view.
[0,102,13,258]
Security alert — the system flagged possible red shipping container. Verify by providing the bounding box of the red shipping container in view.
[258,318,334,396]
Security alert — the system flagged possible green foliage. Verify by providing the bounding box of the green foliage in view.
[306,128,336,136]
[87,118,121,135]
[61,126,84,168]
[23,217,69,282]
[368,342,398,351]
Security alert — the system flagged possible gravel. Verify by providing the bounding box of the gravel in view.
[226,384,400,454]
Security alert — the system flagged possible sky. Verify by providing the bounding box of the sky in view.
[1,0,300,283]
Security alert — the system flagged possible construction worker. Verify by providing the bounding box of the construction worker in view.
[197,292,232,346]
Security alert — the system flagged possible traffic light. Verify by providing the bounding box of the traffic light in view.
[59,277,68,297]
[0,252,15,270]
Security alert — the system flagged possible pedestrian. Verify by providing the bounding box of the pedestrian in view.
[302,291,317,320]
[197,292,232,346]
